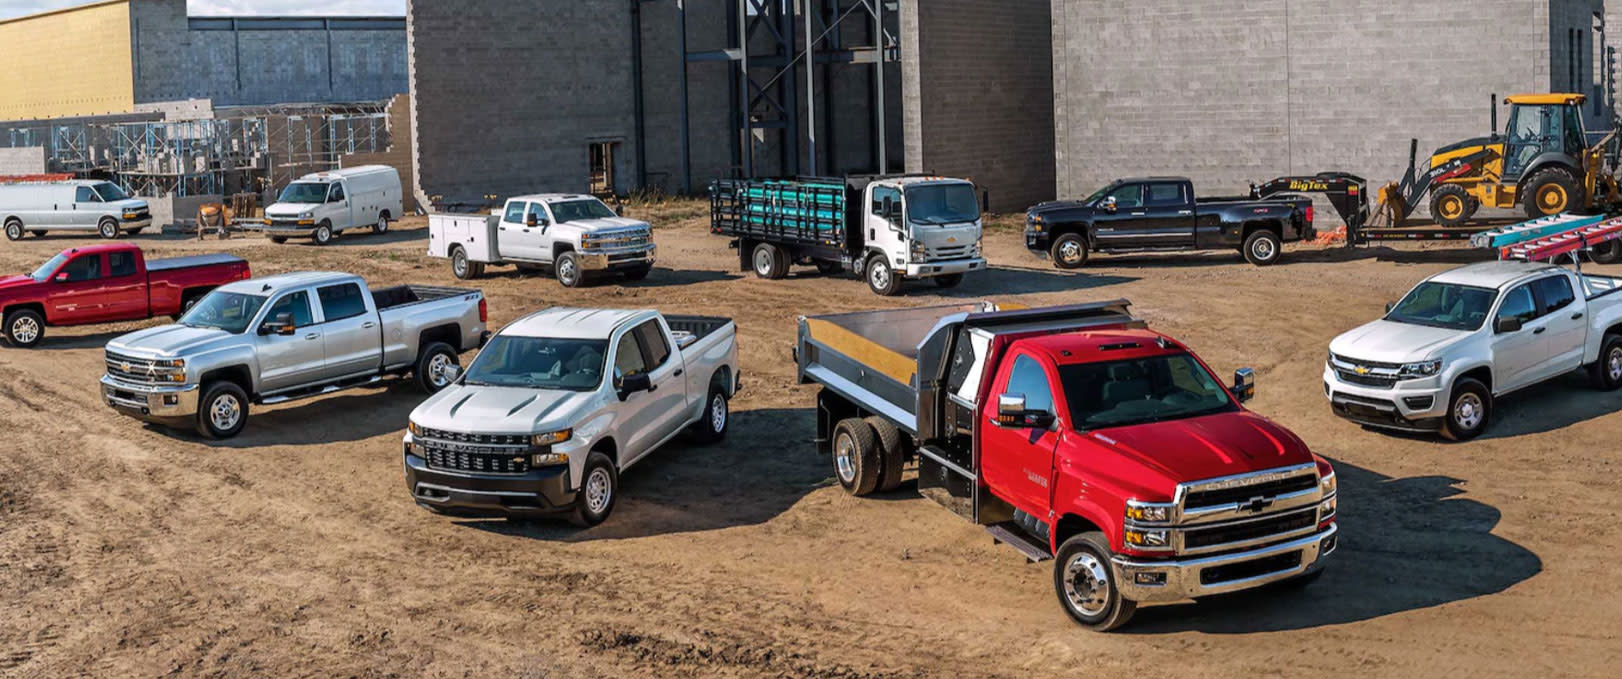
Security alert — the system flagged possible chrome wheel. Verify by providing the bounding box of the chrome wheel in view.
[709,393,727,433]
[4,222,20,240]
[1062,550,1111,618]
[869,261,891,290]
[834,431,857,484]
[10,316,39,344]
[557,256,578,285]
[584,467,613,515]
[427,352,455,388]
[209,393,243,432]
[1251,237,1277,261]
[1608,347,1622,382]
[452,251,468,278]
[376,215,389,233]
[754,248,774,276]
[99,220,117,239]
[1058,240,1083,265]
[1453,392,1484,431]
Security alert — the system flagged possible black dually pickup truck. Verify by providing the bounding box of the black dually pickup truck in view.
[1025,177,1315,268]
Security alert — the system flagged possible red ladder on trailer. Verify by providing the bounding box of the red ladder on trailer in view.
[1501,216,1622,261]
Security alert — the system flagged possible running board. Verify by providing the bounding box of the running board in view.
[260,375,384,405]
[987,522,1052,563]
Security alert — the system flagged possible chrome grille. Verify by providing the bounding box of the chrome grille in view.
[582,228,652,251]
[928,245,972,260]
[105,351,167,386]
[1157,464,1327,556]
[1183,473,1318,511]
[1182,507,1317,548]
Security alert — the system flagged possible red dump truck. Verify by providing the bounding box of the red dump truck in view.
[796,301,1338,630]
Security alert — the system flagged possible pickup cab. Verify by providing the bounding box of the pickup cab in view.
[101,272,488,439]
[403,307,740,526]
[428,194,657,288]
[1326,260,1622,440]
[1,244,250,348]
[797,301,1337,631]
[1025,177,1314,268]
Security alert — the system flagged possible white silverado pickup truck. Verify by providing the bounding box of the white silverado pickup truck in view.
[1326,260,1622,440]
[102,272,488,439]
[403,307,740,526]
[428,194,657,288]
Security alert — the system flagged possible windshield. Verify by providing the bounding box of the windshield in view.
[1083,182,1122,206]
[1385,281,1496,331]
[94,182,130,201]
[905,183,979,225]
[462,336,609,391]
[1059,353,1236,429]
[549,199,618,224]
[179,292,268,334]
[30,253,69,281]
[278,182,330,204]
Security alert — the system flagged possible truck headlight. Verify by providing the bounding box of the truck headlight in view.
[407,421,423,437]
[300,211,314,219]
[1320,472,1336,496]
[971,237,983,258]
[531,429,572,446]
[1124,529,1171,549]
[1319,495,1337,520]
[531,452,570,467]
[1398,360,1441,378]
[156,358,184,369]
[910,241,927,263]
[1125,500,1173,523]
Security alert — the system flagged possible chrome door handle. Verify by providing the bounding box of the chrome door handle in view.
[362,322,376,329]
[305,333,320,340]
[1130,212,1147,216]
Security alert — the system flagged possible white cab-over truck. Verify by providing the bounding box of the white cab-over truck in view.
[262,165,403,245]
[428,194,657,288]
[1326,260,1622,439]
[403,307,740,526]
[102,271,488,439]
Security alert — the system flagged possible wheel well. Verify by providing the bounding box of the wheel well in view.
[1519,162,1580,190]
[710,365,734,397]
[3,216,19,227]
[1051,513,1104,551]
[592,437,619,467]
[553,242,575,260]
[201,365,253,395]
[1604,322,1622,339]
[379,210,391,221]
[418,323,461,354]
[4,302,45,321]
[1456,366,1493,393]
[180,286,214,304]
[1242,219,1282,240]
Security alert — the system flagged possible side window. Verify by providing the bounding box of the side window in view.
[108,250,137,277]
[614,329,649,378]
[870,186,901,217]
[266,291,314,327]
[76,186,98,203]
[633,320,671,369]
[1498,284,1538,323]
[316,283,368,322]
[1533,275,1575,315]
[526,202,549,225]
[62,255,102,282]
[503,201,526,223]
[1145,182,1186,206]
[1005,355,1054,413]
[328,184,346,203]
[1105,184,1144,209]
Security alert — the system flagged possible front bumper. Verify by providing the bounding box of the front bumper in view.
[578,244,657,271]
[100,376,199,422]
[1323,364,1446,432]
[263,221,318,236]
[121,216,153,230]
[904,257,985,278]
[1025,229,1053,252]
[1113,524,1338,602]
[403,446,576,517]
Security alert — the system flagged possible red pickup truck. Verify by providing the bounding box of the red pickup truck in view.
[797,301,1337,630]
[1,244,250,348]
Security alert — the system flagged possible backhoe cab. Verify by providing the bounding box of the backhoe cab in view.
[1376,93,1619,227]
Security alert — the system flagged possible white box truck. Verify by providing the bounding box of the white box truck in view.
[427,194,657,288]
[1,180,153,240]
[262,165,402,246]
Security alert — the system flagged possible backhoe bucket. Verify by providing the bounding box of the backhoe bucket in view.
[1370,182,1409,228]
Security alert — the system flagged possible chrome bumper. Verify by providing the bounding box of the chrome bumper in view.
[578,243,657,271]
[121,217,153,230]
[263,223,318,236]
[1112,524,1337,602]
[100,376,200,421]
[904,257,984,278]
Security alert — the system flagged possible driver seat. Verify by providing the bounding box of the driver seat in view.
[1102,363,1149,403]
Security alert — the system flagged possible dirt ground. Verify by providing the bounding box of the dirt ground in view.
[2,205,1619,678]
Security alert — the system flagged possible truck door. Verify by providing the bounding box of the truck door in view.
[1531,274,1586,375]
[255,290,325,393]
[1090,183,1147,249]
[866,185,907,268]
[610,322,684,467]
[979,353,1061,515]
[1140,181,1196,248]
[47,253,108,324]
[496,201,547,261]
[101,248,147,320]
[71,185,103,228]
[325,183,352,229]
[1489,283,1547,392]
[314,282,384,379]
[634,319,688,459]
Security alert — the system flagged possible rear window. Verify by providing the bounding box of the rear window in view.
[317,283,368,322]
[108,250,137,277]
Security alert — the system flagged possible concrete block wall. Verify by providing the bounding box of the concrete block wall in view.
[901,0,1054,212]
[0,147,47,175]
[342,94,419,213]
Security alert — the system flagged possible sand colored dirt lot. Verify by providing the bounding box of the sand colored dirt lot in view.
[1,205,1619,678]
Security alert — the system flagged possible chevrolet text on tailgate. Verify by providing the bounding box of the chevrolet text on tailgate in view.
[101,271,488,439]
[797,301,1337,630]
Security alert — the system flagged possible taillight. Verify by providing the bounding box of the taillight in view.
[1304,205,1315,224]
[240,267,252,280]
[478,297,488,323]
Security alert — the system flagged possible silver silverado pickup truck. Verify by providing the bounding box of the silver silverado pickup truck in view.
[403,307,740,526]
[101,272,488,439]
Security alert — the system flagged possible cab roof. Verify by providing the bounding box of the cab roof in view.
[57,243,141,256]
[1505,93,1585,105]
[218,271,359,295]
[1428,260,1563,289]
[1020,328,1186,365]
[508,194,602,204]
[502,307,652,339]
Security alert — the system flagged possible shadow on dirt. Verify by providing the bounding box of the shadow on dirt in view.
[151,380,426,447]
[12,329,134,351]
[466,266,739,289]
[1123,459,1541,633]
[1355,371,1622,443]
[1305,245,1501,266]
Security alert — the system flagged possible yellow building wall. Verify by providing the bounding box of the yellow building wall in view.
[0,1,134,121]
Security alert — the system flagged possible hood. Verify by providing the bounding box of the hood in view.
[1329,318,1471,363]
[1026,200,1093,220]
[0,274,38,293]
[266,202,322,218]
[1085,410,1314,486]
[114,199,148,211]
[558,216,651,233]
[410,384,598,434]
[108,324,237,359]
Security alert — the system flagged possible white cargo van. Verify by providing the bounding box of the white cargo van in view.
[1,180,152,240]
[263,165,402,245]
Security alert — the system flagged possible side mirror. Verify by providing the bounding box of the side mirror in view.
[1232,368,1256,403]
[443,364,463,383]
[880,196,897,223]
[1101,197,1118,214]
[1495,316,1523,333]
[616,372,653,401]
[996,393,1055,429]
[525,214,539,227]
[260,312,296,336]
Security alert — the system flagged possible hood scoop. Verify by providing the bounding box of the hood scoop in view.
[507,394,538,417]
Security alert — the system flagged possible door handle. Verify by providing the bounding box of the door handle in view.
[1130,211,1147,216]
[305,333,320,340]
[1533,327,1546,335]
[1572,312,1584,320]
[673,368,684,377]
[362,322,376,329]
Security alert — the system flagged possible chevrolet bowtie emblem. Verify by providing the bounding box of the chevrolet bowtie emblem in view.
[1240,496,1273,514]
[122,362,132,372]
[947,237,957,243]
[1354,366,1370,375]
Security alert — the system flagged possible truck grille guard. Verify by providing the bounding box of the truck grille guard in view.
[1126,463,1331,557]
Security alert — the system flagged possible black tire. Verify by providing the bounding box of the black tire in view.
[622,264,653,282]
[866,255,901,296]
[127,228,144,236]
[98,218,120,240]
[932,273,965,289]
[373,211,390,235]
[1441,377,1491,441]
[751,243,788,280]
[1522,167,1580,219]
[3,219,21,241]
[690,384,730,443]
[414,342,459,393]
[569,451,618,528]
[1050,232,1089,269]
[1053,532,1137,631]
[3,309,45,348]
[815,260,844,276]
[269,236,288,244]
[450,246,484,280]
[313,221,333,246]
[1430,184,1472,227]
[864,416,907,492]
[1242,229,1283,266]
[170,292,204,321]
[831,418,881,496]
[1589,334,1622,391]
[195,381,250,440]
[1591,239,1622,264]
[555,251,584,288]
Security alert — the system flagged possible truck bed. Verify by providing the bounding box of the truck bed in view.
[148,253,247,272]
[710,177,849,246]
[373,285,479,311]
[665,314,732,348]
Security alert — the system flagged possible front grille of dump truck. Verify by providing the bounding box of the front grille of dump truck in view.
[1169,464,1325,556]
[928,244,972,260]
[1181,506,1317,549]
[1182,473,1318,511]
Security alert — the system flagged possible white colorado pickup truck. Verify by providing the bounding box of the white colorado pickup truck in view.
[403,307,740,526]
[428,194,657,288]
[1326,260,1622,440]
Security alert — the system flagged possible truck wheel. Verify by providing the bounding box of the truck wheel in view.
[269,236,288,244]
[569,451,618,527]
[313,222,334,246]
[555,251,584,287]
[1589,334,1622,391]
[1591,240,1622,264]
[1523,168,1580,218]
[3,309,45,348]
[414,342,459,393]
[1050,233,1088,269]
[864,416,907,492]
[4,219,23,241]
[932,273,964,289]
[752,243,788,280]
[831,418,881,496]
[1430,185,1472,227]
[451,247,484,280]
[866,256,901,296]
[622,264,653,282]
[373,212,390,234]
[170,293,204,321]
[1441,377,1491,441]
[1242,229,1282,266]
[98,218,120,239]
[690,385,730,443]
[195,381,250,440]
[1054,532,1137,632]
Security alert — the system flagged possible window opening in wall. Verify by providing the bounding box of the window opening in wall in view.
[590,142,618,197]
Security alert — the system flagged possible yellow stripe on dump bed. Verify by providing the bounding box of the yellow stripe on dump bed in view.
[803,318,917,385]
